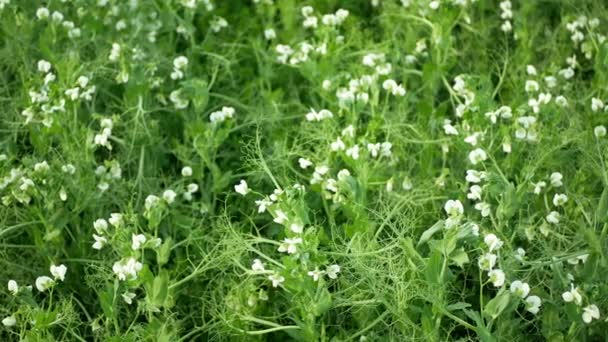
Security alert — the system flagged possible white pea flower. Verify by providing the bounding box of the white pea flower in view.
[591,98,604,112]
[380,142,392,157]
[109,43,121,62]
[112,257,143,281]
[546,211,560,224]
[382,79,406,96]
[273,209,288,224]
[525,295,542,314]
[443,120,459,135]
[35,276,55,292]
[182,183,198,198]
[251,259,265,272]
[594,125,607,138]
[131,234,147,250]
[268,272,285,287]
[145,195,160,211]
[209,106,235,122]
[582,304,600,324]
[326,264,341,279]
[93,219,108,234]
[290,223,303,233]
[36,7,50,19]
[2,316,16,327]
[50,264,67,281]
[533,181,546,195]
[484,234,503,252]
[478,253,497,271]
[173,56,189,70]
[109,213,123,227]
[181,166,193,177]
[59,188,67,201]
[162,189,177,204]
[562,284,583,305]
[345,145,360,160]
[298,158,313,169]
[122,292,136,305]
[510,280,530,298]
[525,80,539,92]
[278,237,302,254]
[444,199,464,217]
[92,234,107,250]
[526,65,537,75]
[37,60,52,73]
[466,170,486,183]
[255,198,272,213]
[330,137,345,151]
[402,177,413,191]
[34,161,49,173]
[553,193,568,206]
[474,202,491,217]
[468,148,487,165]
[307,268,325,282]
[8,280,18,295]
[467,185,482,201]
[264,28,276,40]
[514,247,526,262]
[555,95,568,107]
[488,269,505,287]
[234,180,250,195]
[550,172,563,187]
[61,164,76,174]
[367,143,380,158]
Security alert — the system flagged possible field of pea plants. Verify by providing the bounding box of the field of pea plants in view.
[1,0,608,341]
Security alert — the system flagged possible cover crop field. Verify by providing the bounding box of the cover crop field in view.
[1,0,608,341]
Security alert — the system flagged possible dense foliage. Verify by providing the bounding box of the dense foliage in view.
[1,0,608,341]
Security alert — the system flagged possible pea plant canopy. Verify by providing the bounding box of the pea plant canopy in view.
[1,0,608,341]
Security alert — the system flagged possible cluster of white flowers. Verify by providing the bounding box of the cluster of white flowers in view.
[171,56,189,80]
[245,182,341,289]
[36,7,81,38]
[92,213,123,250]
[169,89,188,109]
[209,106,235,123]
[93,118,114,150]
[210,16,228,32]
[510,280,542,314]
[561,284,601,323]
[591,97,607,113]
[21,60,65,127]
[566,16,604,59]
[305,108,333,122]
[382,79,406,97]
[94,160,122,192]
[301,6,349,29]
[275,41,327,65]
[113,257,143,281]
[34,263,67,292]
[444,199,464,229]
[499,1,513,33]
[452,75,476,117]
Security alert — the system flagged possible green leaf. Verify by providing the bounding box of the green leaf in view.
[446,302,472,311]
[425,249,444,285]
[418,220,444,246]
[157,238,173,266]
[449,248,470,268]
[152,270,170,307]
[312,287,332,316]
[99,286,115,320]
[484,290,510,320]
